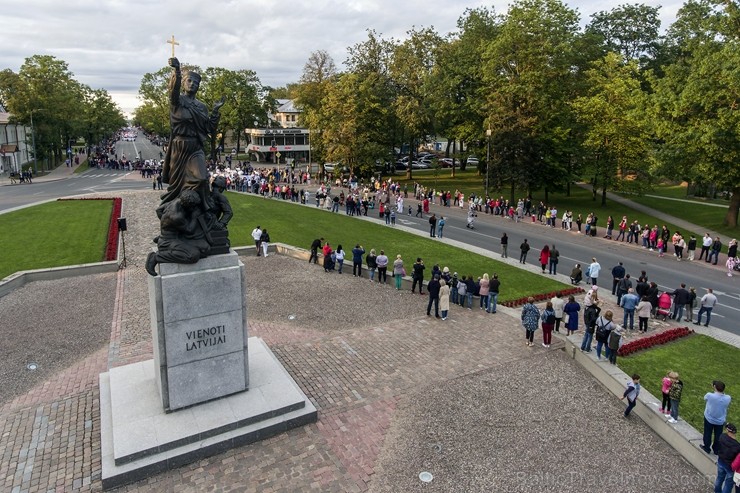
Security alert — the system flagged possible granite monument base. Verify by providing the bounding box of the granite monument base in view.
[149,250,249,411]
[99,337,317,490]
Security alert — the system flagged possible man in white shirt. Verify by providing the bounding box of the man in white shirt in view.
[694,288,718,327]
[699,233,713,261]
[251,226,263,256]
[588,258,601,286]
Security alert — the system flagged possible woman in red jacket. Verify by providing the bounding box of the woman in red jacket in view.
[539,244,551,274]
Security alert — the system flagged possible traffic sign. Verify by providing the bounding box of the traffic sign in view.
[275,152,281,158]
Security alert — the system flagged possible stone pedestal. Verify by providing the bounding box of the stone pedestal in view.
[148,251,248,411]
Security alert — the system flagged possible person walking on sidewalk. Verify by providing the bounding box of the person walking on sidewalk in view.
[621,374,641,417]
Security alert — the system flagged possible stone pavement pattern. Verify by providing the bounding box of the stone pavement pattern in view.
[0,191,713,492]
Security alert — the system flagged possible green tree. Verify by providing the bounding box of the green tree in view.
[430,7,499,180]
[389,27,443,179]
[0,55,87,167]
[586,3,663,66]
[651,0,740,226]
[572,53,652,205]
[294,50,338,169]
[481,0,581,202]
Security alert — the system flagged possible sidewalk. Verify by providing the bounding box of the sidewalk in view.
[3,153,85,186]
[575,182,725,240]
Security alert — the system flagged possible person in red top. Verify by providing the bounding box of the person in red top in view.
[539,245,551,274]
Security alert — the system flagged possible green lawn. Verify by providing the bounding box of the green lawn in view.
[0,200,113,279]
[618,335,739,432]
[226,192,568,302]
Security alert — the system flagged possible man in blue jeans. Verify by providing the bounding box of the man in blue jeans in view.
[714,423,740,493]
[694,288,718,327]
[487,274,500,313]
[701,380,732,455]
[620,288,640,331]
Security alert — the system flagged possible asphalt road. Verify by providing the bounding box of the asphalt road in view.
[1,130,736,335]
[389,203,739,336]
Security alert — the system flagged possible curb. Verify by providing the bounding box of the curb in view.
[560,333,717,479]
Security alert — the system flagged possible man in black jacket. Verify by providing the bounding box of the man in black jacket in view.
[611,262,626,295]
[669,283,690,321]
[714,423,740,493]
[412,258,425,295]
[309,237,324,264]
[519,239,530,264]
[426,276,441,318]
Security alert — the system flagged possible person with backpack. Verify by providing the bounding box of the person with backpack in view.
[607,324,624,364]
[594,310,616,361]
[540,301,556,348]
[667,372,683,424]
[580,289,601,352]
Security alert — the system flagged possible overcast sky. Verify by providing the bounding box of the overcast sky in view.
[1,0,682,117]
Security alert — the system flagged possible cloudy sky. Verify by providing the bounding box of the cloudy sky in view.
[1,0,682,117]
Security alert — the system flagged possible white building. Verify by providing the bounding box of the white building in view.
[245,99,309,164]
[0,108,31,174]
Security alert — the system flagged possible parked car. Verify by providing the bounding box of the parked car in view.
[395,162,408,171]
[411,161,430,169]
[324,162,338,172]
[466,156,479,165]
[439,158,454,168]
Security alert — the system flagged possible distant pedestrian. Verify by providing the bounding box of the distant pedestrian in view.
[251,225,263,256]
[335,245,345,273]
[309,237,324,264]
[429,214,437,237]
[411,258,425,294]
[694,288,718,327]
[393,255,404,290]
[549,244,559,275]
[636,296,652,332]
[607,325,624,364]
[501,233,508,258]
[426,276,441,318]
[588,258,601,286]
[540,301,555,348]
[519,239,530,264]
[488,274,500,314]
[621,374,641,417]
[563,295,580,336]
[437,216,445,238]
[366,249,378,281]
[260,229,270,257]
[439,280,450,320]
[539,244,550,274]
[377,250,389,284]
[521,297,540,347]
[351,244,365,277]
[551,292,565,333]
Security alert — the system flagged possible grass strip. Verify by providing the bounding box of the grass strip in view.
[617,334,739,432]
[0,199,113,279]
[227,192,569,302]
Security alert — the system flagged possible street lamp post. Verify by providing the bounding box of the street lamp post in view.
[30,111,38,174]
[486,127,492,197]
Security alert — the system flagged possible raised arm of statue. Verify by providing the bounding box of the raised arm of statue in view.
[168,57,181,107]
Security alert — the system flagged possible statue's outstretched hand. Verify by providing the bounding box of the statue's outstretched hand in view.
[213,96,226,112]
[168,57,180,69]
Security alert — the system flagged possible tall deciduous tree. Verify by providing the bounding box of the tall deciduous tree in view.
[572,53,652,205]
[389,27,443,179]
[482,0,581,202]
[294,50,338,168]
[586,3,663,66]
[651,0,740,226]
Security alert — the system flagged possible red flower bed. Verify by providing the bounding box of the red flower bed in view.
[58,197,122,261]
[502,287,585,308]
[618,327,694,357]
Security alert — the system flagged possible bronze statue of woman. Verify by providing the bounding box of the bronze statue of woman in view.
[160,57,224,210]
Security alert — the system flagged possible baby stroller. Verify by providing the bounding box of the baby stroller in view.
[656,292,672,320]
[324,251,336,272]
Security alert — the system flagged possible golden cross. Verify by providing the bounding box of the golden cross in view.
[167,35,179,57]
